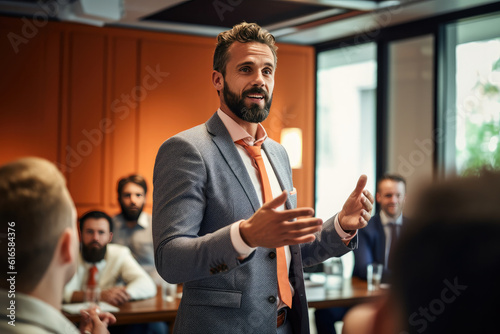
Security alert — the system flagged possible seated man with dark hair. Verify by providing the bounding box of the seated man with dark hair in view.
[112,174,159,281]
[0,157,115,334]
[64,210,156,305]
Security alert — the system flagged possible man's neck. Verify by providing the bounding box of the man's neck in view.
[126,220,138,228]
[380,210,403,225]
[29,271,64,311]
[120,211,142,228]
[219,107,258,138]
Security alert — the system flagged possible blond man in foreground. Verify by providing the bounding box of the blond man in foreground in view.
[0,157,115,334]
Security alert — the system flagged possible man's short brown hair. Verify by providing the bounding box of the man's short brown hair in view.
[377,173,406,193]
[0,157,74,292]
[213,22,278,76]
[117,174,147,196]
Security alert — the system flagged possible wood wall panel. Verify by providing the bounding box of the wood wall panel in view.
[263,44,315,208]
[0,20,61,164]
[65,31,107,207]
[0,16,315,215]
[107,37,140,213]
[137,37,219,206]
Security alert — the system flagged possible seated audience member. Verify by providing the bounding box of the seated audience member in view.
[66,210,166,334]
[343,170,500,333]
[0,157,115,334]
[315,174,408,334]
[352,173,408,281]
[64,210,156,305]
[112,174,159,281]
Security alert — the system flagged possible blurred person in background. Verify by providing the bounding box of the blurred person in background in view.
[112,174,160,282]
[64,210,156,305]
[315,174,408,334]
[352,174,408,282]
[343,170,500,333]
[65,210,165,334]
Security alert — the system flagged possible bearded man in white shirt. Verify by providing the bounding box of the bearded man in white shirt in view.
[64,210,156,306]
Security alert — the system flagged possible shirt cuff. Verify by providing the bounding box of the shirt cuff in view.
[334,214,357,241]
[230,220,257,258]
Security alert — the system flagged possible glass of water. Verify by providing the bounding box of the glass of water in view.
[367,263,383,291]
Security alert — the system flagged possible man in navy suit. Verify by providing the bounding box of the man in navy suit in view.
[315,174,407,334]
[352,174,407,281]
[152,22,374,334]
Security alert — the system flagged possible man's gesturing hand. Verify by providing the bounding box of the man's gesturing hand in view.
[239,190,323,248]
[338,175,374,232]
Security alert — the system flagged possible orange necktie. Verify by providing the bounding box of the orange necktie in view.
[87,265,98,286]
[236,139,292,308]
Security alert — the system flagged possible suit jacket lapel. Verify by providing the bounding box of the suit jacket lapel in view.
[205,113,261,212]
[205,113,294,212]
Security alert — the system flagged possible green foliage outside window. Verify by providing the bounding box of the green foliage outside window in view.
[460,56,500,176]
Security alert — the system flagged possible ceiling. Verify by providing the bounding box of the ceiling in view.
[0,0,499,45]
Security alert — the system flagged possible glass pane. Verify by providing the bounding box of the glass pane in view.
[315,43,377,221]
[444,13,500,176]
[386,35,434,215]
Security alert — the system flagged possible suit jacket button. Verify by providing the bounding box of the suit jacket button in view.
[268,296,276,304]
[268,251,276,259]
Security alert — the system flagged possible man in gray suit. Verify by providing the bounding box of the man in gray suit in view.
[153,22,374,334]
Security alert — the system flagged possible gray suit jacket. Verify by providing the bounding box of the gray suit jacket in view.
[153,112,355,333]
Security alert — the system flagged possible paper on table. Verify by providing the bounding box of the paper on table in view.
[62,302,119,314]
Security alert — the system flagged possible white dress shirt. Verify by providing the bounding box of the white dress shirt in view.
[63,244,156,303]
[380,210,403,266]
[217,109,354,308]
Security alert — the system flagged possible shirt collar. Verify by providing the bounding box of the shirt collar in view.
[217,109,268,146]
[81,252,107,271]
[117,212,148,229]
[137,212,149,229]
[380,210,403,226]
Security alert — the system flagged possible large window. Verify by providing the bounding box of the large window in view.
[315,42,376,278]
[315,43,377,222]
[442,13,500,176]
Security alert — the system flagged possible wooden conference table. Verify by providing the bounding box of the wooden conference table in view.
[64,287,180,326]
[64,278,385,326]
[306,277,386,309]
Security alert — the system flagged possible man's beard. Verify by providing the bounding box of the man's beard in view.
[223,79,273,123]
[81,242,107,263]
[119,201,144,221]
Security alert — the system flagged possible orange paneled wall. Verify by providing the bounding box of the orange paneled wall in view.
[0,17,315,217]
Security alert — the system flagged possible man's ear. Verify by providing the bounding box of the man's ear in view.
[376,192,382,204]
[59,228,76,265]
[212,70,224,91]
[108,232,113,243]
